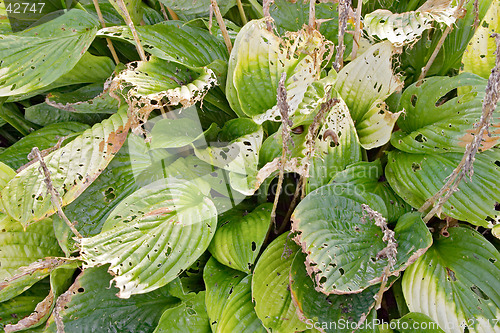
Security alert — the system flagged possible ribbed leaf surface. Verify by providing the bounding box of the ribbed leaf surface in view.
[252,233,307,333]
[98,21,228,67]
[80,178,217,298]
[386,149,500,227]
[44,266,180,332]
[402,227,500,333]
[292,185,432,294]
[333,42,403,149]
[1,108,129,226]
[330,160,411,223]
[208,203,271,273]
[392,74,499,153]
[204,257,265,333]
[0,10,98,97]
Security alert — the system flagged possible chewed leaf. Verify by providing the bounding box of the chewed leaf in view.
[462,0,500,79]
[0,10,98,97]
[0,108,129,226]
[402,227,500,333]
[153,291,210,333]
[208,203,271,273]
[0,215,63,302]
[204,258,266,333]
[227,18,332,122]
[194,118,263,195]
[0,122,89,170]
[80,178,217,298]
[292,185,432,294]
[112,57,217,125]
[252,233,307,333]
[330,160,411,223]
[158,0,236,18]
[44,266,180,332]
[333,41,403,149]
[386,149,500,228]
[364,0,458,46]
[45,82,120,114]
[289,250,380,332]
[98,21,228,67]
[392,73,500,154]
[0,279,50,329]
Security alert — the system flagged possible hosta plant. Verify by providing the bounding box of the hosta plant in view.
[0,0,499,332]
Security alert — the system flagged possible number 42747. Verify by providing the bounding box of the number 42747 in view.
[5,2,45,14]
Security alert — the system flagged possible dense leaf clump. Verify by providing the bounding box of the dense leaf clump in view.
[0,0,499,332]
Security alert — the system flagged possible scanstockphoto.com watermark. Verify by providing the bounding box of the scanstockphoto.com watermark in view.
[305,318,442,331]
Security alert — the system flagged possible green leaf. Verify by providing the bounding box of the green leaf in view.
[45,265,181,332]
[0,122,89,170]
[292,185,432,294]
[401,0,493,82]
[307,95,362,192]
[0,162,16,191]
[45,82,120,114]
[0,1,11,34]
[0,10,99,97]
[252,233,307,333]
[108,0,143,25]
[204,257,266,333]
[158,0,236,18]
[333,42,403,149]
[269,0,349,47]
[289,250,379,333]
[153,291,211,333]
[80,178,217,298]
[226,18,332,122]
[7,52,116,103]
[402,227,500,333]
[0,279,50,330]
[25,102,109,127]
[1,108,129,226]
[330,161,411,223]
[391,313,445,333]
[462,0,500,79]
[392,73,499,153]
[150,116,219,149]
[112,56,218,111]
[0,215,63,302]
[386,149,500,227]
[364,1,457,46]
[194,118,263,195]
[208,203,271,273]
[98,21,228,67]
[53,133,163,255]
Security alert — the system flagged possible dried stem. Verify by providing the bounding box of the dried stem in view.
[417,0,466,84]
[29,148,82,238]
[419,33,500,222]
[4,291,54,332]
[362,204,397,310]
[210,0,233,53]
[308,0,316,29]
[209,4,213,33]
[473,0,479,29]
[159,2,169,20]
[301,93,339,198]
[115,0,147,61]
[92,0,120,65]
[334,0,351,71]
[263,0,273,32]
[236,0,248,25]
[350,0,363,60]
[271,73,293,230]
